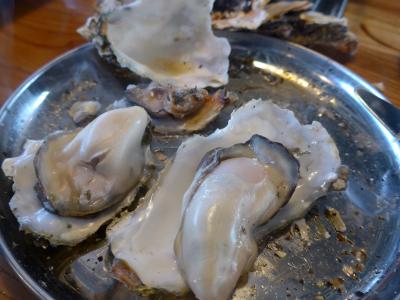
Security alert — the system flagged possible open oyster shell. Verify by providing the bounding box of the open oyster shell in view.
[79,0,231,88]
[125,83,229,133]
[107,99,340,295]
[2,140,138,246]
[127,83,209,119]
[175,135,299,300]
[213,0,312,30]
[34,107,148,217]
[1,107,151,246]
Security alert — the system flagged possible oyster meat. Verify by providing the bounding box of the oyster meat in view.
[107,99,340,295]
[126,83,228,133]
[2,107,149,246]
[175,135,300,300]
[79,0,231,88]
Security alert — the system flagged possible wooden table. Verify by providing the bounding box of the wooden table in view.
[0,0,399,299]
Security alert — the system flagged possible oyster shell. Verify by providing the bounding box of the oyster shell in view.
[212,0,312,30]
[107,99,340,294]
[257,11,358,55]
[2,141,135,246]
[126,83,228,133]
[175,135,299,300]
[127,83,207,119]
[79,0,231,88]
[2,107,150,245]
[212,0,358,55]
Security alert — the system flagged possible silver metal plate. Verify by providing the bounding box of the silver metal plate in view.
[0,32,399,300]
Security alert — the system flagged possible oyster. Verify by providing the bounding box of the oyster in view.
[127,83,208,119]
[126,83,228,133]
[107,99,340,294]
[212,0,358,55]
[292,11,358,54]
[35,107,148,217]
[79,0,231,88]
[2,107,150,245]
[175,135,299,300]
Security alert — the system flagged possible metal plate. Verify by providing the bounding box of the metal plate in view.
[0,32,399,300]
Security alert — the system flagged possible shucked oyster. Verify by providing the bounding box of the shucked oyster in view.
[107,99,340,295]
[175,135,299,300]
[2,107,149,245]
[79,0,231,88]
[35,107,148,217]
[126,83,228,133]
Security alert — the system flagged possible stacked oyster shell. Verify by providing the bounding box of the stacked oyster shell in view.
[2,0,344,299]
[79,0,233,133]
[212,0,358,55]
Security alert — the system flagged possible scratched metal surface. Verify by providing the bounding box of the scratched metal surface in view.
[0,32,398,300]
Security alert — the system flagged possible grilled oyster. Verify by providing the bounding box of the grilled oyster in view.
[107,99,340,295]
[175,135,299,300]
[2,107,150,246]
[35,107,148,217]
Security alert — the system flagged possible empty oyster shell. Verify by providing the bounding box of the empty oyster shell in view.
[175,135,299,300]
[126,83,228,133]
[212,0,312,30]
[212,0,358,55]
[126,83,207,119]
[79,0,231,88]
